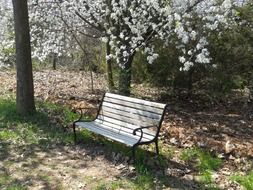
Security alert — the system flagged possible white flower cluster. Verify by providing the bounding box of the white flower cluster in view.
[0,0,237,70]
[29,0,75,61]
[67,0,235,69]
[0,0,14,65]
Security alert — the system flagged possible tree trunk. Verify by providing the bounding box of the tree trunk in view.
[12,0,36,115]
[52,53,57,70]
[106,41,115,92]
[118,54,135,96]
[90,70,94,93]
[187,67,194,97]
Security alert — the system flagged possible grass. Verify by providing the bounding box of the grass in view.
[0,96,79,189]
[0,94,227,190]
[91,176,155,190]
[0,97,78,146]
[0,96,159,190]
[180,147,222,189]
[0,173,27,190]
[231,172,253,190]
[180,147,222,172]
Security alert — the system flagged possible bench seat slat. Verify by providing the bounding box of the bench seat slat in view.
[103,97,164,115]
[106,93,165,109]
[75,121,145,146]
[94,120,155,141]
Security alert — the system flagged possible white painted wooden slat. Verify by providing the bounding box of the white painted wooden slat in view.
[75,121,140,146]
[99,110,157,127]
[105,93,166,109]
[103,97,164,114]
[96,122,153,142]
[101,106,160,125]
[95,119,156,139]
[76,122,136,146]
[102,102,161,120]
[96,116,157,136]
[93,120,155,141]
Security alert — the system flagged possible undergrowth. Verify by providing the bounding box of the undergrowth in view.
[231,172,253,190]
[0,97,79,147]
[180,147,222,189]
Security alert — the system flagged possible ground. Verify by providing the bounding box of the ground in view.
[0,69,252,190]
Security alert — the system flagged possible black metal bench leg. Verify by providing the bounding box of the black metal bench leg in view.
[132,146,136,162]
[73,122,77,145]
[155,140,159,155]
[128,145,136,164]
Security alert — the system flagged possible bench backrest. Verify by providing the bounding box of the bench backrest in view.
[95,93,167,141]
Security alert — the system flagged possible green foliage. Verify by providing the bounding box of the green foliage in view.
[200,170,213,184]
[180,147,222,189]
[132,40,182,88]
[134,174,154,190]
[180,147,222,172]
[161,145,175,159]
[92,175,154,190]
[0,173,27,190]
[231,172,253,190]
[0,174,10,187]
[0,97,78,146]
[180,147,199,161]
[197,151,222,172]
[197,170,221,190]
[6,184,27,190]
[129,3,253,100]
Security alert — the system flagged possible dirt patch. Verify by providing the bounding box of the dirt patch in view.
[0,143,127,190]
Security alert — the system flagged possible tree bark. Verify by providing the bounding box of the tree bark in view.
[118,54,135,96]
[52,53,57,70]
[12,0,36,115]
[106,40,115,92]
[187,67,194,97]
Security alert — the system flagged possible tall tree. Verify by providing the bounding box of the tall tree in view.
[12,0,35,115]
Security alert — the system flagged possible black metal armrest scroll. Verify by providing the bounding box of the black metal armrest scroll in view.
[133,125,158,144]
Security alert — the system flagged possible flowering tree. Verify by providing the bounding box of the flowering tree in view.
[1,0,236,95]
[28,0,75,62]
[0,0,14,67]
[59,0,235,95]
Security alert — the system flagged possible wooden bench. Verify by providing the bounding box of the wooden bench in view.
[73,93,167,161]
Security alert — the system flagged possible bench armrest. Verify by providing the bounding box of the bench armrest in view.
[133,125,158,144]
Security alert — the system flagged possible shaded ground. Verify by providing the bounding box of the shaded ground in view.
[0,69,253,190]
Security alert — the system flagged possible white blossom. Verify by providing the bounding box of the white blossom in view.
[0,0,237,70]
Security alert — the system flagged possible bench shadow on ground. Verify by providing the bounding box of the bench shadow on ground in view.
[0,100,206,190]
[1,140,205,190]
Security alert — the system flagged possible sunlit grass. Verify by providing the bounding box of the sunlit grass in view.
[180,147,222,172]
[180,147,222,189]
[0,97,79,146]
[231,172,253,190]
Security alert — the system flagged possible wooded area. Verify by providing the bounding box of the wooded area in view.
[0,0,252,189]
